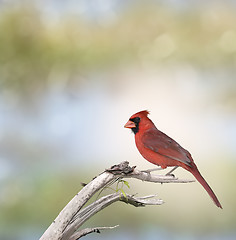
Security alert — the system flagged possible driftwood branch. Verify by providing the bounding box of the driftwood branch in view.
[40,161,194,240]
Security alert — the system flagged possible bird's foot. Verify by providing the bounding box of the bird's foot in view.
[165,173,175,178]
[165,166,179,178]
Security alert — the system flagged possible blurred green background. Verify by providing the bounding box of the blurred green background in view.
[0,0,236,239]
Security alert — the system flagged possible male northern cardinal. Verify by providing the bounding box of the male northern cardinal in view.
[124,110,222,208]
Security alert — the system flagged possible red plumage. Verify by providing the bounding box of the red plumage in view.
[124,110,222,208]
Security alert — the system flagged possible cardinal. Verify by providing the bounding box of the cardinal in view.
[124,110,222,208]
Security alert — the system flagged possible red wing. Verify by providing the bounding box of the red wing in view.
[142,128,192,167]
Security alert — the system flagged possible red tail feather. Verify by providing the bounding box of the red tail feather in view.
[191,168,222,209]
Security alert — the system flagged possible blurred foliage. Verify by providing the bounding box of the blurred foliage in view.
[1,163,236,236]
[0,168,93,231]
[0,2,236,239]
[0,2,236,97]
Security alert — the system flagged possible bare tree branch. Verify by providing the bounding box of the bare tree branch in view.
[40,170,116,240]
[69,225,119,240]
[129,168,195,183]
[40,161,194,240]
[64,193,163,240]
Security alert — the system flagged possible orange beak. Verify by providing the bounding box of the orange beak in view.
[124,120,136,129]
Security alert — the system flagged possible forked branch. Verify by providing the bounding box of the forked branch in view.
[40,161,194,240]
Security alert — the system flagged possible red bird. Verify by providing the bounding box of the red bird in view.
[124,110,222,208]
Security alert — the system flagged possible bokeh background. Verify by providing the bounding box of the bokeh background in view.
[0,0,236,239]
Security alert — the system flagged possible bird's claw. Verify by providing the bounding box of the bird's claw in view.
[165,173,175,178]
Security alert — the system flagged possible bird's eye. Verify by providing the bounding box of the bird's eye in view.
[130,117,140,124]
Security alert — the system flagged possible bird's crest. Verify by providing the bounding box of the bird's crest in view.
[139,110,150,116]
[132,110,150,118]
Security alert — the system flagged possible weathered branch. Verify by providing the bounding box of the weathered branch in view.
[40,161,194,240]
[40,170,116,240]
[129,168,195,183]
[69,225,119,240]
[64,193,163,240]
